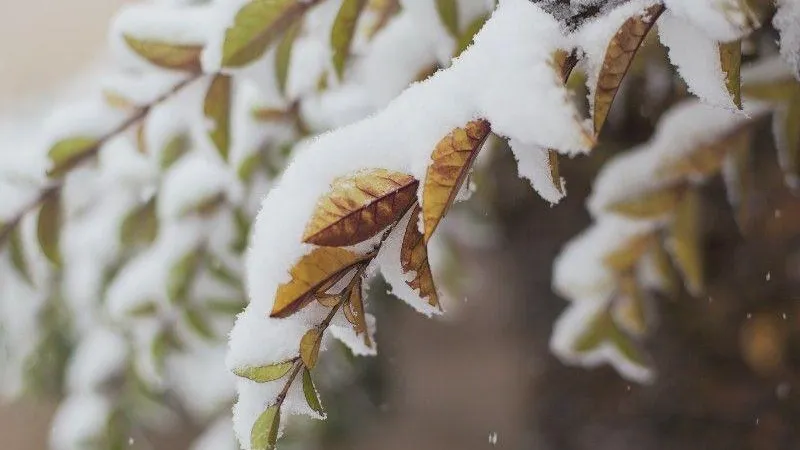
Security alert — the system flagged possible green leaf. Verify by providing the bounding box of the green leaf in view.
[47,137,98,178]
[331,0,368,80]
[233,361,294,382]
[251,405,280,450]
[160,133,190,170]
[167,249,201,303]
[275,21,301,95]
[180,192,226,217]
[204,74,232,161]
[231,207,252,253]
[127,301,159,318]
[123,35,203,72]
[302,368,324,415]
[120,197,158,248]
[435,0,459,38]
[719,40,742,109]
[9,226,33,285]
[221,0,312,68]
[37,190,62,267]
[207,298,247,315]
[299,328,321,369]
[238,150,263,183]
[206,253,241,288]
[455,13,488,57]
[184,309,215,340]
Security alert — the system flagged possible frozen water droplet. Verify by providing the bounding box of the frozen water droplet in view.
[782,313,788,320]
[488,432,498,445]
[746,313,752,319]
[128,437,134,446]
[776,382,791,399]
[755,417,760,426]
[766,272,771,281]
[775,210,782,218]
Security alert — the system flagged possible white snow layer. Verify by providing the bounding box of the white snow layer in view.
[775,0,800,80]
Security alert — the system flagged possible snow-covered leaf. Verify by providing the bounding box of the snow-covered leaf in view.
[204,74,232,161]
[123,35,203,72]
[9,226,33,285]
[719,40,743,109]
[400,205,439,309]
[606,184,686,219]
[603,233,655,273]
[120,197,158,248]
[658,125,753,179]
[168,249,201,303]
[250,405,280,450]
[435,0,459,38]
[47,137,98,178]
[302,368,324,415]
[666,188,703,296]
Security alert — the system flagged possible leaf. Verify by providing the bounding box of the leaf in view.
[316,294,340,308]
[102,90,135,110]
[9,226,33,285]
[120,197,158,248]
[422,119,492,241]
[234,360,294,382]
[331,0,368,80]
[547,150,564,195]
[455,13,489,57]
[302,368,324,415]
[658,126,753,179]
[572,309,648,367]
[723,132,755,233]
[742,78,799,102]
[719,40,742,109]
[667,189,703,296]
[231,207,252,254]
[222,0,312,68]
[347,277,370,346]
[127,301,159,318]
[593,4,663,135]
[775,93,800,187]
[435,0,459,38]
[160,133,190,170]
[184,309,215,340]
[206,253,241,288]
[302,168,418,246]
[400,205,440,308]
[606,183,686,219]
[37,190,62,267]
[180,192,226,217]
[613,274,648,336]
[275,21,301,95]
[651,235,680,298]
[204,74,232,161]
[123,35,202,72]
[47,137,98,178]
[271,247,361,317]
[168,249,201,303]
[300,328,322,369]
[251,405,280,450]
[603,233,655,273]
[207,298,247,315]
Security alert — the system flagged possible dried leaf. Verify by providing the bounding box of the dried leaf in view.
[455,13,489,57]
[719,40,742,109]
[435,0,459,38]
[120,197,158,248]
[613,274,648,336]
[659,126,753,179]
[603,233,655,273]
[9,226,33,285]
[316,294,340,308]
[204,74,232,161]
[221,0,311,68]
[606,184,686,219]
[184,309,215,340]
[300,328,322,369]
[37,190,62,267]
[593,4,663,135]
[422,119,492,241]
[271,247,361,317]
[123,35,202,72]
[275,21,301,95]
[667,189,704,296]
[160,133,190,170]
[302,168,417,247]
[251,405,280,450]
[234,361,294,383]
[401,205,440,308]
[348,277,370,346]
[47,137,98,178]
[168,249,201,303]
[547,150,564,195]
[331,0,367,80]
[302,368,324,415]
[342,296,356,325]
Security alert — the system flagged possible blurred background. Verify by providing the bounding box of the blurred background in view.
[2,1,800,450]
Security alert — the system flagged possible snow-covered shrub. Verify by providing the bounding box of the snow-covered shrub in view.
[0,0,798,449]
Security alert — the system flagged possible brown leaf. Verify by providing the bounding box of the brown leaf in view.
[593,4,663,135]
[347,277,371,347]
[271,247,362,317]
[300,328,322,369]
[302,168,418,247]
[606,183,686,219]
[719,40,742,109]
[316,293,340,308]
[400,205,440,309]
[667,189,704,296]
[422,119,491,241]
[603,233,655,273]
[658,126,753,179]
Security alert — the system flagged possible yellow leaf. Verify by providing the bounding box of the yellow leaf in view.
[347,277,370,347]
[613,274,648,336]
[650,236,680,299]
[742,78,799,102]
[37,190,62,267]
[667,189,704,296]
[47,137,98,178]
[572,308,648,367]
[204,74,232,161]
[251,405,280,450]
[302,168,418,247]
[233,360,294,383]
[123,35,203,72]
[331,0,368,80]
[454,13,488,57]
[593,4,663,135]
[606,183,686,219]
[102,90,135,110]
[547,150,564,195]
[300,328,321,369]
[275,21,301,95]
[422,119,492,241]
[658,126,753,179]
[271,247,362,317]
[316,293,340,308]
[120,197,158,248]
[221,0,312,68]
[719,40,742,109]
[603,233,655,273]
[400,205,440,309]
[302,368,324,415]
[435,0,459,38]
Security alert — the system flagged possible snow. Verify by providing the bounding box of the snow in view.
[49,392,113,450]
[191,416,239,450]
[662,0,761,42]
[66,327,128,392]
[775,0,800,80]
[509,139,566,204]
